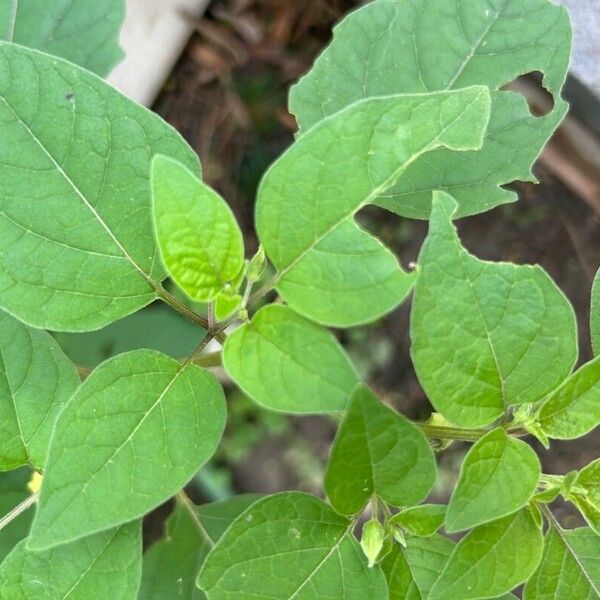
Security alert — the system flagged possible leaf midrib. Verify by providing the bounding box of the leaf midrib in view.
[272,89,487,285]
[62,528,121,599]
[556,527,600,597]
[40,364,189,542]
[0,93,157,292]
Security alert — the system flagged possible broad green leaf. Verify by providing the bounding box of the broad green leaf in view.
[389,504,446,538]
[0,0,125,76]
[570,496,600,537]
[0,469,34,562]
[198,492,388,599]
[54,304,202,367]
[568,460,600,535]
[591,268,600,356]
[257,86,490,326]
[289,0,571,219]
[0,42,199,331]
[152,155,244,302]
[383,534,454,600]
[411,192,577,427]
[275,218,416,327]
[28,350,226,550]
[140,494,260,600]
[0,522,141,599]
[445,427,540,532]
[223,305,359,413]
[383,534,518,600]
[325,385,436,514]
[0,310,79,470]
[538,356,600,439]
[575,460,600,514]
[524,527,600,599]
[429,508,543,600]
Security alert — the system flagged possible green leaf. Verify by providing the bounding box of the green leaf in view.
[289,0,571,219]
[382,534,454,600]
[0,469,34,562]
[152,155,244,302]
[537,355,600,440]
[570,496,600,537]
[325,385,436,515]
[411,192,577,427]
[0,0,125,76]
[223,305,359,413]
[568,460,600,535]
[0,310,79,470]
[388,504,446,537]
[0,42,199,331]
[257,86,490,326]
[198,491,388,599]
[140,494,261,600]
[445,427,540,532]
[382,534,518,600]
[592,268,600,356]
[28,349,226,550]
[524,526,600,599]
[0,522,141,599]
[275,218,416,327]
[429,508,543,600]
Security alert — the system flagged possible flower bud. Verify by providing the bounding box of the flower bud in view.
[360,519,385,567]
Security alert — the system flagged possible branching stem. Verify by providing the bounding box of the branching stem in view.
[158,287,209,329]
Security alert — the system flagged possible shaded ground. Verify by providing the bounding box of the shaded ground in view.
[154,0,600,514]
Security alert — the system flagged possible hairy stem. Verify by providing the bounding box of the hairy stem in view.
[207,302,215,330]
[417,423,528,442]
[158,287,209,329]
[0,492,38,534]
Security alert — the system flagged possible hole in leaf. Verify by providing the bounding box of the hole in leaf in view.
[502,71,555,117]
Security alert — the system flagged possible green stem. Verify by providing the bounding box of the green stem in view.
[540,474,564,489]
[212,277,276,336]
[0,492,38,533]
[207,302,215,330]
[6,0,18,42]
[158,287,209,329]
[193,350,222,368]
[417,423,527,442]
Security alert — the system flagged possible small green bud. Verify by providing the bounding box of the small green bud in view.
[392,526,407,548]
[360,519,385,567]
[562,470,578,496]
[512,405,550,449]
[247,246,267,282]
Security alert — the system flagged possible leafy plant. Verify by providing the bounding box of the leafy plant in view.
[0,0,599,598]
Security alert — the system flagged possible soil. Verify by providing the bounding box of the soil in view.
[154,0,600,524]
